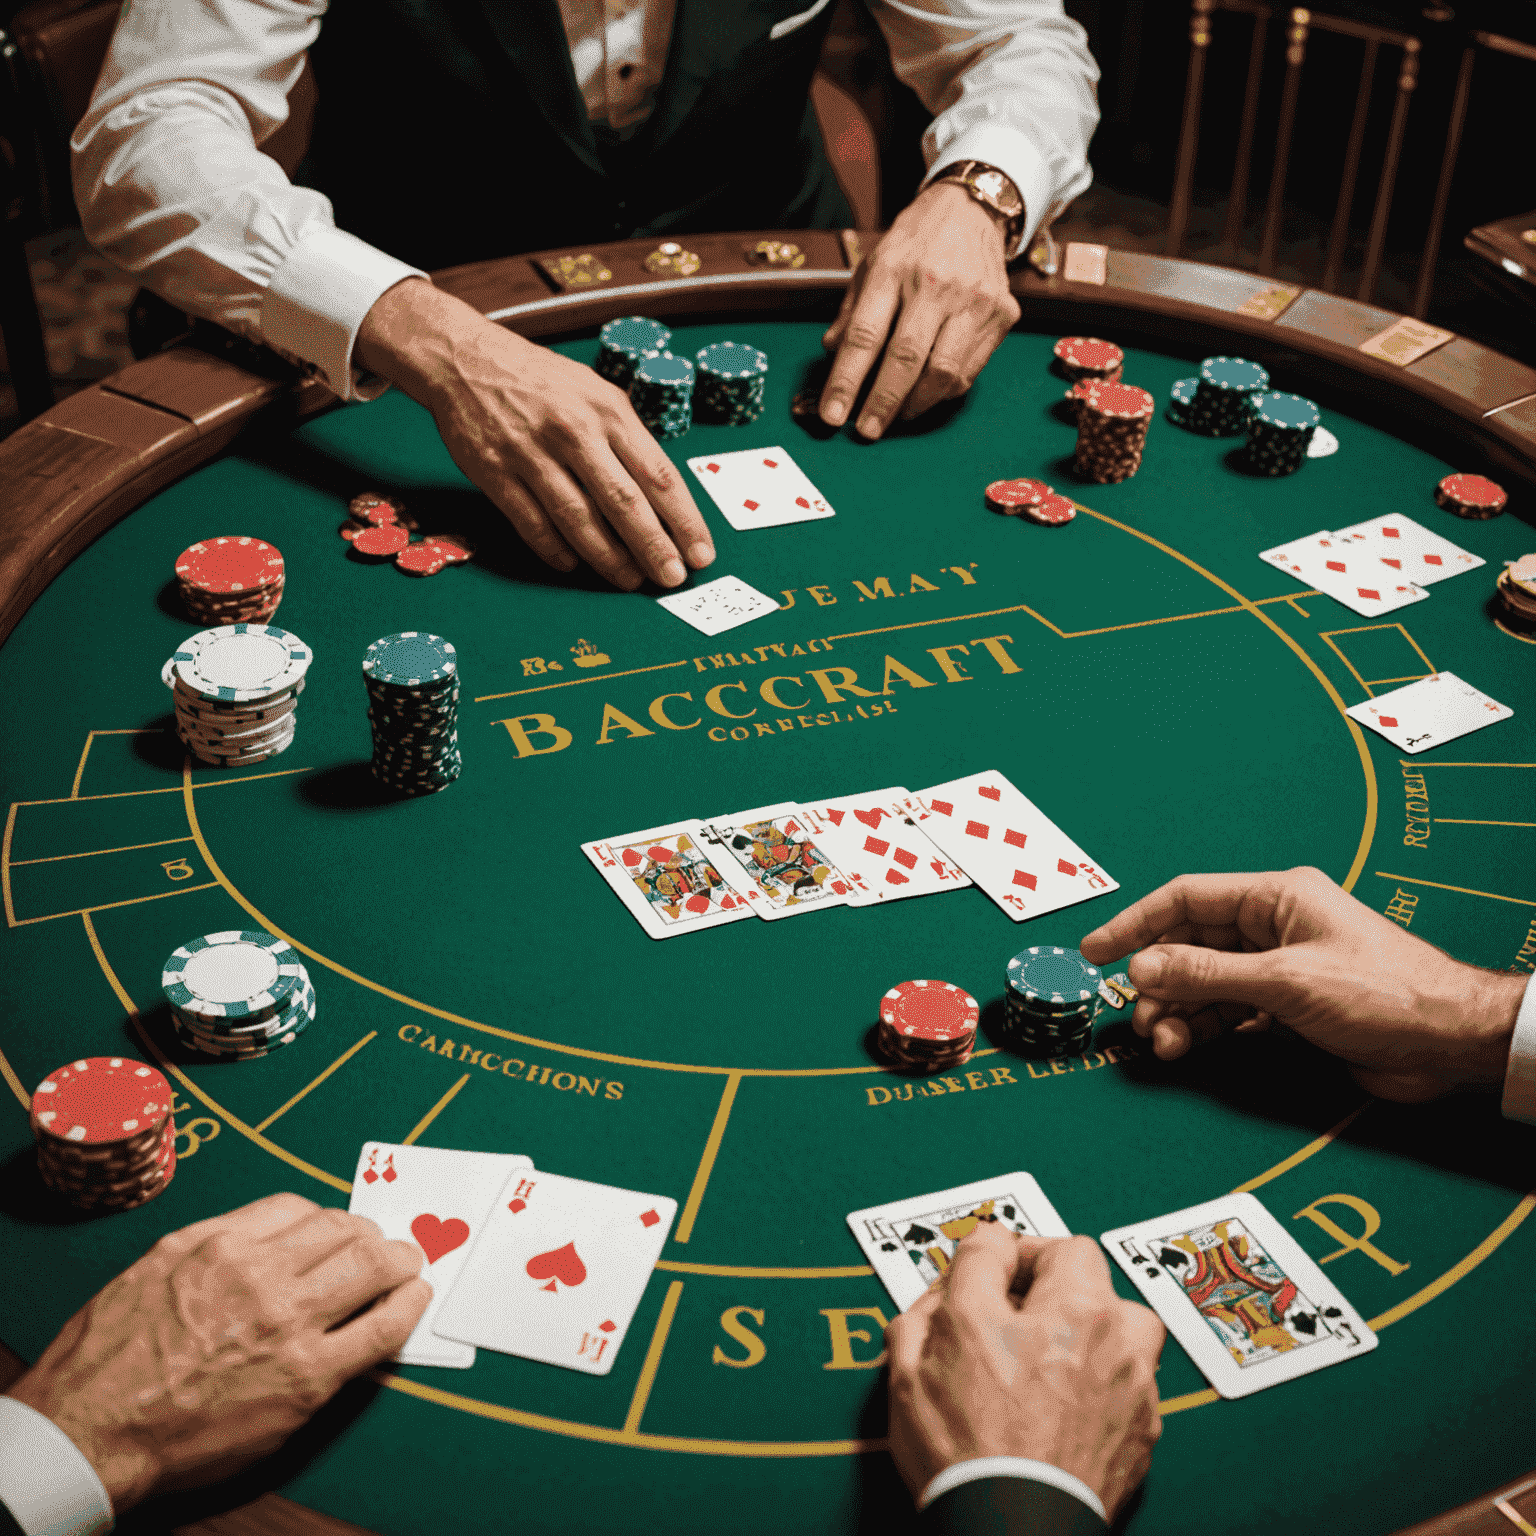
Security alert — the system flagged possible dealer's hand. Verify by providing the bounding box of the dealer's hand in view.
[885,1225,1164,1522]
[5,1193,428,1512]
[356,280,715,591]
[818,181,1020,438]
[1080,866,1525,1100]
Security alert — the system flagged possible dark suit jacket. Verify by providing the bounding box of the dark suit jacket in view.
[920,1476,1110,1536]
[0,1496,24,1536]
[300,0,854,272]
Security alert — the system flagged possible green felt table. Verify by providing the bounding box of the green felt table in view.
[2,232,1536,1536]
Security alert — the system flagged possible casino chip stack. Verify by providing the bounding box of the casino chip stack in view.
[1183,356,1269,436]
[985,478,1052,515]
[1436,472,1507,519]
[175,537,284,625]
[1054,337,1123,384]
[1073,382,1154,484]
[694,341,768,425]
[595,316,671,388]
[31,1057,176,1211]
[1495,553,1536,636]
[163,930,315,1059]
[1166,377,1198,427]
[1244,392,1320,477]
[1003,947,1100,1059]
[629,353,695,440]
[363,631,462,795]
[877,980,979,1075]
[166,623,312,766]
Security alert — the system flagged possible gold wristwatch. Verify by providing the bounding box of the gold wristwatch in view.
[931,160,1026,259]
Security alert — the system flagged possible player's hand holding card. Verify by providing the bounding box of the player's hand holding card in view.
[847,1173,1069,1311]
[433,1171,677,1375]
[1101,1192,1377,1399]
[685,447,835,530]
[701,802,855,918]
[582,821,757,938]
[802,786,970,906]
[348,1142,532,1368]
[1346,670,1512,754]
[910,770,1118,922]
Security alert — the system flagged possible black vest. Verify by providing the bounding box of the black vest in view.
[301,0,852,271]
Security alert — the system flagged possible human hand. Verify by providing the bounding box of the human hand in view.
[818,181,1020,438]
[356,280,715,591]
[885,1225,1164,1522]
[1080,866,1525,1099]
[5,1192,429,1512]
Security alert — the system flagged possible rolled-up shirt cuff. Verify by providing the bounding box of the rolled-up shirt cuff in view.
[1499,971,1536,1124]
[924,122,1056,256]
[261,228,426,403]
[0,1398,113,1536]
[917,1457,1107,1522]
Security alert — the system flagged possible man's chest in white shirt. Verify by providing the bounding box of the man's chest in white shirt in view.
[558,0,676,131]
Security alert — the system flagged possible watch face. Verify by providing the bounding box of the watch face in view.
[973,168,1021,215]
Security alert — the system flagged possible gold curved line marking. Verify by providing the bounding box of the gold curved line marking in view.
[0,1043,28,1109]
[78,912,351,1194]
[1231,1103,1370,1193]
[374,1371,883,1457]
[1157,1187,1536,1418]
[1072,505,1378,894]
[624,1279,684,1434]
[475,658,688,704]
[1373,873,1536,908]
[656,1261,874,1279]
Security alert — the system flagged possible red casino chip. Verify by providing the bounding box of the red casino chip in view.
[1025,494,1077,526]
[1435,472,1506,518]
[352,524,412,559]
[339,522,359,542]
[1055,336,1123,374]
[30,1057,173,1145]
[353,503,405,528]
[880,980,979,1042]
[985,478,1052,514]
[1085,382,1154,420]
[422,533,476,564]
[395,543,448,576]
[175,537,284,594]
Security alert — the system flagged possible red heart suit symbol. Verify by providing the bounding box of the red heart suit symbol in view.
[685,893,712,913]
[527,1240,587,1293]
[410,1213,470,1265]
[854,808,887,829]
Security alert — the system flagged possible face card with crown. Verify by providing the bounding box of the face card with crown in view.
[802,787,971,906]
[432,1171,677,1375]
[909,770,1119,922]
[348,1142,532,1368]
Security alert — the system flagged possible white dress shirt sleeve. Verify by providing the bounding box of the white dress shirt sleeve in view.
[1500,971,1536,1125]
[867,0,1100,249]
[0,1399,113,1536]
[919,1457,1106,1522]
[70,0,425,401]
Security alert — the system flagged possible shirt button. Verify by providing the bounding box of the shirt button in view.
[618,63,634,79]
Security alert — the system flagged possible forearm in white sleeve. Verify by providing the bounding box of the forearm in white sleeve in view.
[70,0,424,399]
[0,1398,112,1536]
[869,0,1100,249]
[1500,971,1536,1125]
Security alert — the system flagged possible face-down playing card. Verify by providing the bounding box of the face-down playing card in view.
[432,1170,677,1375]
[802,787,970,905]
[348,1142,533,1368]
[1101,1192,1377,1398]
[701,801,855,918]
[582,820,757,938]
[847,1173,1070,1312]
[909,770,1117,922]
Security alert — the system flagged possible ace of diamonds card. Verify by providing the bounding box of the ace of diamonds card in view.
[1101,1192,1377,1399]
[433,1171,677,1375]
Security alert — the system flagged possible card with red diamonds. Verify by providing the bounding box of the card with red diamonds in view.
[434,1170,677,1375]
[685,446,836,530]
[908,770,1119,922]
[801,786,971,906]
[1345,670,1512,755]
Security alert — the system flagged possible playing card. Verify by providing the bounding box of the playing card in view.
[801,787,970,906]
[433,1170,677,1375]
[1346,670,1513,755]
[1101,1192,1377,1398]
[1331,513,1484,586]
[909,770,1118,922]
[847,1173,1070,1312]
[1259,530,1428,617]
[700,802,855,919]
[685,446,836,530]
[349,1142,532,1368]
[655,575,779,636]
[582,820,757,938]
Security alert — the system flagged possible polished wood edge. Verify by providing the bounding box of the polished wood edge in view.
[1388,1471,1536,1536]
